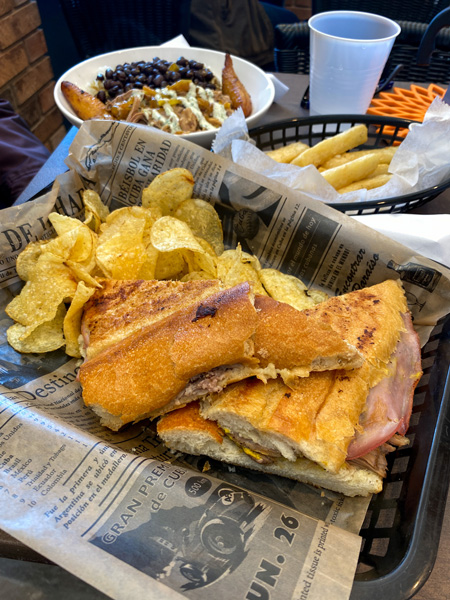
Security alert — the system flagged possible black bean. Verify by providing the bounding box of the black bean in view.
[103,78,115,90]
[185,69,194,79]
[96,73,105,81]
[133,81,144,89]
[177,57,189,67]
[105,68,114,79]
[96,90,107,102]
[124,83,134,92]
[160,80,168,88]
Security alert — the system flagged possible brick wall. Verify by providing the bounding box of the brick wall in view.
[0,0,66,151]
[284,0,313,21]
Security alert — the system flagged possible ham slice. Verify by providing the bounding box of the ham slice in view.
[347,312,422,460]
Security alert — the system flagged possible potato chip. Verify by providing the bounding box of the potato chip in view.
[142,168,194,214]
[184,247,217,279]
[104,205,162,227]
[7,303,66,353]
[174,198,224,256]
[154,250,187,280]
[15,240,47,281]
[6,254,77,327]
[96,212,147,278]
[217,247,266,294]
[47,215,96,264]
[82,189,110,222]
[181,271,215,282]
[307,289,329,304]
[49,212,82,236]
[137,242,159,280]
[66,260,102,288]
[259,268,315,310]
[150,216,206,254]
[64,281,97,357]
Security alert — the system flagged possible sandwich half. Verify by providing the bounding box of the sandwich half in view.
[157,279,423,496]
[79,279,362,430]
[157,401,384,497]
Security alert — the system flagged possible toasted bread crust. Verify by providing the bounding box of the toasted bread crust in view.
[79,282,258,428]
[254,295,363,373]
[202,374,369,474]
[82,279,223,360]
[157,401,224,444]
[305,279,407,387]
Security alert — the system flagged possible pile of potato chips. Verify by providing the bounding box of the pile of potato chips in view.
[6,168,327,358]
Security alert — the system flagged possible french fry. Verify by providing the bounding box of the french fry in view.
[321,153,379,190]
[61,81,113,121]
[337,173,392,194]
[266,142,309,164]
[321,146,397,170]
[291,124,368,168]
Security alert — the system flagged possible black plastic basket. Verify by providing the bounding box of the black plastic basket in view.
[249,114,450,215]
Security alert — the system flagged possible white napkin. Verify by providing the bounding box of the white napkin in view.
[161,35,190,47]
[354,213,450,267]
[267,73,289,102]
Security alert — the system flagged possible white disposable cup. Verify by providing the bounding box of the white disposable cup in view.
[308,11,401,116]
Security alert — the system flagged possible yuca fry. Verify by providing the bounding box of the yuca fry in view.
[266,142,309,164]
[321,146,397,170]
[291,124,368,168]
[337,173,392,194]
[321,153,379,190]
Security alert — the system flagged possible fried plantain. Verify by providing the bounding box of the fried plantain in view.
[61,81,114,121]
[221,54,253,118]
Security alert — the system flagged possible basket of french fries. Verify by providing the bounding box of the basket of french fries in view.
[248,114,450,215]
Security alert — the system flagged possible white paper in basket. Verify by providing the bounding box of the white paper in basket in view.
[354,213,450,268]
[213,97,450,204]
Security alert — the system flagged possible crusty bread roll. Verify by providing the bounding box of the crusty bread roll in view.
[79,279,362,430]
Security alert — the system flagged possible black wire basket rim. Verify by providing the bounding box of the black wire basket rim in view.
[248,114,450,211]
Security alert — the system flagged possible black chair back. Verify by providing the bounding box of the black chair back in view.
[312,0,450,23]
[59,0,192,59]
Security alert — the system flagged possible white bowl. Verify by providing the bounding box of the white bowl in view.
[54,46,275,148]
